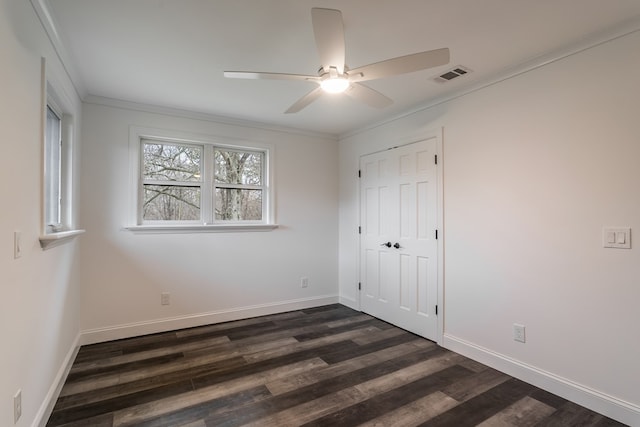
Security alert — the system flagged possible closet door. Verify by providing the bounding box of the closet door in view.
[360,138,439,340]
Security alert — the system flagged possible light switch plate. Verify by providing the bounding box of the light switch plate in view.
[603,227,631,249]
[14,231,22,259]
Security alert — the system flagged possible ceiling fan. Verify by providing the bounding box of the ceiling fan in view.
[224,8,450,113]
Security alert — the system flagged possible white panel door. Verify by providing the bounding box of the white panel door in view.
[360,138,438,340]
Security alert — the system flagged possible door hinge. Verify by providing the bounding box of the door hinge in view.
[358,226,362,234]
[358,282,362,291]
[435,305,438,315]
[435,154,438,165]
[435,229,438,239]
[358,169,361,178]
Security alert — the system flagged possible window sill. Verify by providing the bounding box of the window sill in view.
[125,224,279,234]
[39,229,86,250]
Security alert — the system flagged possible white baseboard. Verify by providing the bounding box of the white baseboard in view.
[33,332,81,427]
[443,334,640,426]
[80,294,339,345]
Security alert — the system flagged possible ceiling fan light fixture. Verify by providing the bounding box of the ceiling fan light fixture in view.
[224,8,449,113]
[320,77,350,93]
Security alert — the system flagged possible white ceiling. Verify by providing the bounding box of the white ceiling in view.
[46,0,640,136]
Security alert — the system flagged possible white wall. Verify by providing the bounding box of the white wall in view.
[339,31,640,424]
[0,1,83,426]
[4,0,637,424]
[79,101,339,341]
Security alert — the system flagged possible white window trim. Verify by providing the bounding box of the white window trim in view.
[39,229,86,249]
[39,58,84,249]
[127,126,278,233]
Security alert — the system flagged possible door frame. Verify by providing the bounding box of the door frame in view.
[357,128,444,345]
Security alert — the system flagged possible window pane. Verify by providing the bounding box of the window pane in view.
[215,188,262,221]
[45,106,61,227]
[143,142,201,182]
[215,150,262,185]
[143,185,200,221]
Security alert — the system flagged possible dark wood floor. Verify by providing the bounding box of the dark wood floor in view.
[46,304,626,426]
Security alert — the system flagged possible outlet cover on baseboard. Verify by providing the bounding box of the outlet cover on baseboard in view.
[513,324,526,343]
[161,292,170,305]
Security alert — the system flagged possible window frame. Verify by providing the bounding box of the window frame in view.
[39,59,85,249]
[128,126,277,233]
[44,102,63,231]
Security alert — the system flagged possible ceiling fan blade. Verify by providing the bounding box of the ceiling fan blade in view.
[224,71,319,82]
[285,86,324,114]
[349,48,450,82]
[311,8,345,74]
[345,83,393,109]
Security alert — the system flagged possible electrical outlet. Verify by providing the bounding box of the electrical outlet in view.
[513,323,526,343]
[161,292,170,305]
[300,277,309,288]
[14,389,22,423]
[14,231,22,259]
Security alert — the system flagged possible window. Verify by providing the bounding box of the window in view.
[39,63,84,249]
[133,132,273,229]
[44,105,62,231]
[142,141,203,222]
[214,148,264,221]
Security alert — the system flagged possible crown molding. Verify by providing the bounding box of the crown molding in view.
[29,0,88,99]
[84,95,338,141]
[342,16,640,140]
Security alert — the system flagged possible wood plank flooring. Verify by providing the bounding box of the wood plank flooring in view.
[46,304,627,426]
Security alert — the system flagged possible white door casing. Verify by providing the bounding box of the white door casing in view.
[359,137,440,341]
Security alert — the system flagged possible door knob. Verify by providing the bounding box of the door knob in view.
[380,242,392,248]
[393,243,401,249]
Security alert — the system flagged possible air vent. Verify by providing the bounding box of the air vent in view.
[433,66,472,83]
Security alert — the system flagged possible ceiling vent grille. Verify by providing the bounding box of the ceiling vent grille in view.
[433,66,472,83]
